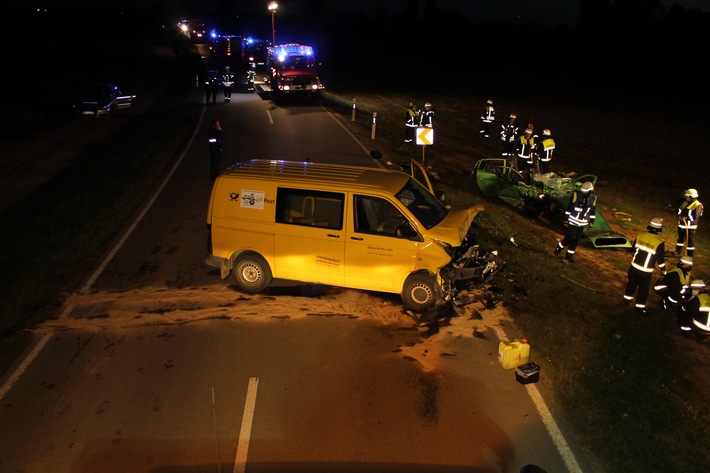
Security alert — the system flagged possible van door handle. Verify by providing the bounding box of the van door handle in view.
[350,236,363,241]
[327,234,341,239]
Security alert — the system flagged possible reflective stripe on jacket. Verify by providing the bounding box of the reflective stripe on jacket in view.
[631,231,666,273]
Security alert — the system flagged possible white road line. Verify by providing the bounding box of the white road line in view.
[233,377,260,473]
[266,109,274,124]
[498,328,583,472]
[526,384,583,472]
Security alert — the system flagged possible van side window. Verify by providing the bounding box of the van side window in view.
[276,188,344,229]
[354,195,409,236]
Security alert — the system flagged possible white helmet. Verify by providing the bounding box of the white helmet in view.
[524,128,533,134]
[580,181,594,193]
[510,113,517,119]
[648,217,663,229]
[424,102,432,108]
[684,188,698,199]
[690,279,706,289]
[543,129,551,136]
[486,99,493,105]
[680,255,694,266]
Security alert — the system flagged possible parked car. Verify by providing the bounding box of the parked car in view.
[76,83,136,117]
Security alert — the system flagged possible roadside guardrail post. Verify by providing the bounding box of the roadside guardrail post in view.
[371,112,377,140]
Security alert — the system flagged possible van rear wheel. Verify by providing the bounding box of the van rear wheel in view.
[401,273,438,313]
[234,253,272,292]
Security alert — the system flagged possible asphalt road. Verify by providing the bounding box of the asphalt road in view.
[0,88,593,473]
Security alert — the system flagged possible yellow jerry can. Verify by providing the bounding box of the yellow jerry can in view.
[498,338,530,369]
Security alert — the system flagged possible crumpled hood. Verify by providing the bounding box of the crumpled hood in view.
[426,204,484,244]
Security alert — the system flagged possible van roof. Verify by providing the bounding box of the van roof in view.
[222,160,410,194]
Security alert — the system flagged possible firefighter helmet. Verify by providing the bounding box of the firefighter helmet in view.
[580,181,594,193]
[684,188,699,199]
[487,99,493,105]
[680,255,694,266]
[525,128,533,134]
[543,129,551,136]
[648,217,664,230]
[690,279,706,289]
[424,102,432,108]
[510,113,517,119]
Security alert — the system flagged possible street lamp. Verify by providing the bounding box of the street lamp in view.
[268,1,278,46]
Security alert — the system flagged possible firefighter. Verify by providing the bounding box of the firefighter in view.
[246,63,256,93]
[678,279,710,342]
[516,128,536,174]
[501,113,519,157]
[674,188,703,256]
[536,129,555,174]
[623,217,667,316]
[404,101,418,143]
[207,119,223,181]
[222,66,234,101]
[419,102,434,128]
[654,255,693,310]
[554,181,596,263]
[479,99,495,138]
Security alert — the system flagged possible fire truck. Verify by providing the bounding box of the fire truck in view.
[268,43,325,100]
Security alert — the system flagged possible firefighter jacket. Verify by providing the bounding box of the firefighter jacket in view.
[419,109,434,128]
[565,190,596,228]
[516,135,535,162]
[207,125,222,149]
[405,106,418,127]
[501,121,519,143]
[537,137,555,163]
[677,199,703,229]
[223,71,234,87]
[630,231,666,273]
[681,292,710,332]
[654,265,692,305]
[480,105,495,123]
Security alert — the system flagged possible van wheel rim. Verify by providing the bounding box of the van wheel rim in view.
[411,285,433,304]
[242,266,260,283]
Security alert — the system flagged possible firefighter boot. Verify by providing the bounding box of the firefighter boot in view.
[554,244,563,256]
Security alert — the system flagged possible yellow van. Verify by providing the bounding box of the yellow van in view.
[205,159,501,312]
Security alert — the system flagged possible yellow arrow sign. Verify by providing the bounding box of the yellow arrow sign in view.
[416,127,434,145]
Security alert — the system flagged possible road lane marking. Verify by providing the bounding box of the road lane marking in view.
[233,377,259,473]
[266,109,274,124]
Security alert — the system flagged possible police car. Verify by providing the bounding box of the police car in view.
[76,83,136,117]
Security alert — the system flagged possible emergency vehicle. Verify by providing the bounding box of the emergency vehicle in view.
[268,43,325,100]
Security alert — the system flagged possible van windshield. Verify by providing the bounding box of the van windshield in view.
[396,178,447,230]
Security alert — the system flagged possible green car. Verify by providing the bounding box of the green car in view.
[472,158,631,249]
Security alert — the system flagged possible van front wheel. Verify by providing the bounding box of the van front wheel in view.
[401,273,438,313]
[234,253,272,292]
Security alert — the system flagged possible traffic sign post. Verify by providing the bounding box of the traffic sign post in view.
[416,127,434,164]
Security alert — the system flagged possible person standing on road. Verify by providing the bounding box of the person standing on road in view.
[205,70,219,105]
[207,119,223,181]
[222,66,234,102]
[246,63,257,93]
[501,113,519,157]
[404,101,419,143]
[419,102,434,128]
[623,217,667,316]
[479,99,495,138]
[654,255,694,311]
[536,129,555,174]
[554,181,596,263]
[678,279,710,342]
[674,188,703,257]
